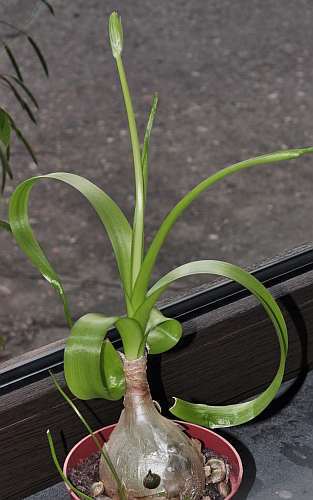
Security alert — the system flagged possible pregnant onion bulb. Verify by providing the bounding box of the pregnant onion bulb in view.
[99,355,205,499]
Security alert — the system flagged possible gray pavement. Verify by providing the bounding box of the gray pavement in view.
[1,0,313,359]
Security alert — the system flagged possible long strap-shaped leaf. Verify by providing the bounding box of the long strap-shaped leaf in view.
[132,147,313,307]
[135,260,287,428]
[64,314,125,400]
[141,94,158,201]
[8,173,133,325]
[65,314,146,400]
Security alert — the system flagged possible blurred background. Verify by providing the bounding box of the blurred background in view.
[1,0,313,361]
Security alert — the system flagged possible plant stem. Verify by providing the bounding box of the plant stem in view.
[115,55,144,289]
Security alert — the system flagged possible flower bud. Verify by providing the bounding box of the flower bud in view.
[109,11,123,58]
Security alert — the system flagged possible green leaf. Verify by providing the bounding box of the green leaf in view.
[138,259,287,428]
[47,430,93,500]
[115,317,144,359]
[144,308,182,355]
[0,108,11,147]
[132,147,313,308]
[27,36,49,77]
[50,372,126,498]
[0,76,37,123]
[8,173,133,326]
[0,108,38,165]
[9,115,38,165]
[102,339,126,398]
[0,139,12,192]
[64,313,125,400]
[141,94,158,200]
[2,43,24,81]
[4,74,39,109]
[0,110,12,190]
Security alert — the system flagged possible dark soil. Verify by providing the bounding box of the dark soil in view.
[68,448,231,500]
[69,451,101,496]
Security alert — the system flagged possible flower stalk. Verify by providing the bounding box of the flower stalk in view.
[110,12,145,289]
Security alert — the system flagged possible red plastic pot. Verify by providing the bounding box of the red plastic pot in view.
[63,421,243,500]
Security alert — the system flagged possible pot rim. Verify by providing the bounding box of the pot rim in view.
[63,420,243,500]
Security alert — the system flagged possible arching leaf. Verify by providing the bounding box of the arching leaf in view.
[145,308,182,355]
[136,259,287,428]
[9,173,133,327]
[132,147,313,308]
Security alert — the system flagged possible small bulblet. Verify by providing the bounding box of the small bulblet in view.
[99,356,205,499]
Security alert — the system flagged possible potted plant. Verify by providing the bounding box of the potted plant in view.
[7,11,313,500]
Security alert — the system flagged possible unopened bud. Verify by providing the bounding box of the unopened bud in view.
[109,11,123,58]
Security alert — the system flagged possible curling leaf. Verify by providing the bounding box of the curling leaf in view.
[132,147,313,308]
[137,259,287,428]
[64,313,125,400]
[144,308,182,355]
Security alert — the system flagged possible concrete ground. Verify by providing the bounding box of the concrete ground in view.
[1,0,313,360]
